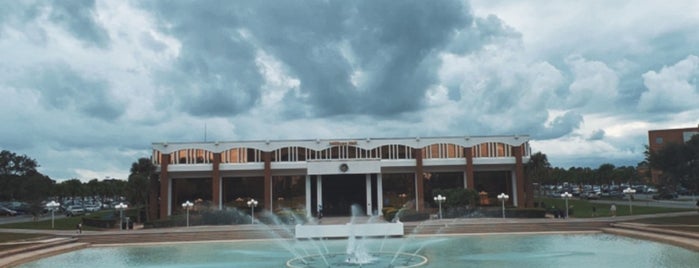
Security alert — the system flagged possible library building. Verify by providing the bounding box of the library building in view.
[151,136,531,219]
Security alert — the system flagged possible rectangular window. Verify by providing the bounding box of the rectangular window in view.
[655,137,664,144]
[683,131,698,142]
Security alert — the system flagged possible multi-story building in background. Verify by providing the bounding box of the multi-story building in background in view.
[647,125,699,184]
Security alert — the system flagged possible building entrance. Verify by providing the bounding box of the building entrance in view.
[321,174,366,216]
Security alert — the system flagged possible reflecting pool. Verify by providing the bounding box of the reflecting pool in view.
[20,233,699,268]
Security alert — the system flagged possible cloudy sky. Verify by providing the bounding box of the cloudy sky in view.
[1,0,698,182]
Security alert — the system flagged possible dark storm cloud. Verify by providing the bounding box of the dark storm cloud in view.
[22,63,124,121]
[0,2,44,42]
[144,1,263,117]
[0,1,108,46]
[264,0,471,116]
[48,0,110,48]
[142,0,472,117]
[588,129,605,141]
[535,111,584,140]
[447,14,521,55]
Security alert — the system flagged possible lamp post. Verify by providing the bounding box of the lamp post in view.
[623,187,636,214]
[247,199,258,224]
[560,192,572,219]
[433,194,446,219]
[46,201,60,229]
[497,193,509,219]
[115,202,128,230]
[182,200,193,227]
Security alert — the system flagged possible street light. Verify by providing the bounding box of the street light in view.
[497,193,509,219]
[561,192,572,219]
[433,194,446,219]
[115,202,128,230]
[247,199,258,224]
[182,200,193,227]
[623,187,636,214]
[46,201,60,229]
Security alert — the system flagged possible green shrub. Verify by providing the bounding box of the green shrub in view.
[382,207,398,222]
[201,210,243,225]
[81,210,117,228]
[433,188,479,209]
[505,208,546,218]
[394,208,430,222]
[144,215,186,228]
[267,209,307,224]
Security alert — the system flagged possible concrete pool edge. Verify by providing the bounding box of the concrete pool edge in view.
[3,213,698,267]
[1,241,89,268]
[7,229,698,267]
[0,231,604,267]
[602,224,699,252]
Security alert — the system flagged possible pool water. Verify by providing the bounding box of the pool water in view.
[20,233,699,268]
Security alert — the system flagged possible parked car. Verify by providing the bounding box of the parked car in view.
[583,191,600,200]
[0,206,18,216]
[608,191,623,199]
[65,206,85,217]
[85,205,101,212]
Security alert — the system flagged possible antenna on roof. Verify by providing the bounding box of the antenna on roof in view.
[204,122,207,142]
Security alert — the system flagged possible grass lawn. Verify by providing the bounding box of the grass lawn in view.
[537,197,693,218]
[0,211,112,231]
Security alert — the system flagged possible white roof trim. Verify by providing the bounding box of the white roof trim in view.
[153,135,529,154]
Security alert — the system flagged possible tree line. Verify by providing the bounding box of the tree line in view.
[527,133,699,193]
[0,150,154,221]
[526,151,645,186]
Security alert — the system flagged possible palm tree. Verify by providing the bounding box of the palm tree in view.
[127,158,156,222]
[526,152,551,207]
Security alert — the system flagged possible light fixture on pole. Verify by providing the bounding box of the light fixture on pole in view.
[182,200,193,227]
[623,187,636,214]
[560,192,572,219]
[497,193,509,219]
[433,194,446,219]
[247,199,258,224]
[115,202,128,230]
[46,201,60,229]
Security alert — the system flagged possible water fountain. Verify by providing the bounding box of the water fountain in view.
[285,204,429,267]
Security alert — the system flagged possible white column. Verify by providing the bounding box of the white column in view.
[316,175,323,215]
[414,173,420,212]
[511,169,518,207]
[167,178,172,216]
[365,174,372,216]
[377,173,383,216]
[218,177,223,210]
[463,171,468,189]
[305,175,312,218]
[269,175,274,210]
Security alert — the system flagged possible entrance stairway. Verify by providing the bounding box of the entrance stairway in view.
[75,226,294,244]
[0,237,88,267]
[74,218,613,245]
[403,219,611,235]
